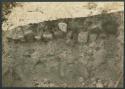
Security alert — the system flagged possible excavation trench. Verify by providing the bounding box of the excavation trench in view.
[2,11,124,87]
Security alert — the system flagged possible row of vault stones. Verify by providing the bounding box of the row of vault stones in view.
[6,17,115,44]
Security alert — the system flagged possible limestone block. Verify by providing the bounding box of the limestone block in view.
[58,22,67,32]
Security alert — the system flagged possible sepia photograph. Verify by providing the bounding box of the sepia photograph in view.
[2,2,124,88]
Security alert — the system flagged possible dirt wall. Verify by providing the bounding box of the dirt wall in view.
[2,11,124,87]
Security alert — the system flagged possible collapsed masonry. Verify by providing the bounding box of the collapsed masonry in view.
[2,11,124,87]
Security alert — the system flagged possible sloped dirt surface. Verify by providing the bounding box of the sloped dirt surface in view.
[2,11,124,88]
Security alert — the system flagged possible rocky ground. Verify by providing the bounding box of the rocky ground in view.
[2,2,124,88]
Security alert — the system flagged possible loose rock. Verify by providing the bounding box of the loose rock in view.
[58,22,67,32]
[43,32,53,40]
[34,35,41,40]
[78,31,88,43]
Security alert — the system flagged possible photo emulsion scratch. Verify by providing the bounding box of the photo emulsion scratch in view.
[2,2,124,88]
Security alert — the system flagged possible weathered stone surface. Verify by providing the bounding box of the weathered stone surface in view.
[89,33,97,42]
[43,32,53,40]
[78,31,88,43]
[58,22,67,32]
[34,36,41,40]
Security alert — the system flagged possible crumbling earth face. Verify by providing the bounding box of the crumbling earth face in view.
[2,11,124,88]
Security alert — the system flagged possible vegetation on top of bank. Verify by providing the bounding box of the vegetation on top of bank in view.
[2,2,17,22]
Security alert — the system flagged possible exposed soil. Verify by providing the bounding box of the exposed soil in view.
[2,11,124,88]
